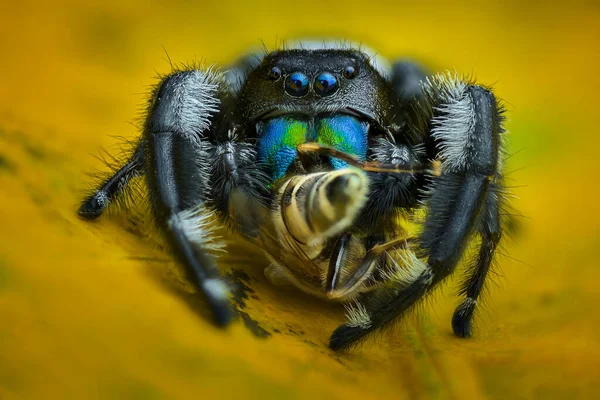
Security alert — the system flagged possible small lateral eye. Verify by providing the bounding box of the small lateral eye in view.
[343,66,357,79]
[268,66,282,81]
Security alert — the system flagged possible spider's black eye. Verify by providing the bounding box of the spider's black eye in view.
[268,66,282,81]
[343,66,357,79]
[314,72,339,97]
[285,72,309,97]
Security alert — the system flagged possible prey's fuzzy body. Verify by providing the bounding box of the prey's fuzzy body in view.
[79,41,509,351]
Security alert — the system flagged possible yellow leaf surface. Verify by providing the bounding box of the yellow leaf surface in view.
[1,1,599,398]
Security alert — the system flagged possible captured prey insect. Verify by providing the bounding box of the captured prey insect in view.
[79,41,508,350]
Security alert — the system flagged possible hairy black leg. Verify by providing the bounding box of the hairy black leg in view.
[390,59,428,104]
[145,69,231,326]
[452,180,502,337]
[330,80,504,350]
[79,145,144,219]
[356,138,423,232]
[390,59,430,130]
[224,52,263,95]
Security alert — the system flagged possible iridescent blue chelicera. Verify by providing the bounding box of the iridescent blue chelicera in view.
[257,115,369,181]
[257,118,308,181]
[316,115,369,169]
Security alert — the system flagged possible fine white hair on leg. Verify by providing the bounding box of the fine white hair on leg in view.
[95,190,110,208]
[172,206,225,252]
[179,68,221,136]
[202,278,230,301]
[455,297,478,317]
[344,301,372,329]
[151,67,221,141]
[422,71,475,172]
[381,249,432,286]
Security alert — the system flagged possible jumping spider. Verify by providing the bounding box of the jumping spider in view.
[80,42,506,350]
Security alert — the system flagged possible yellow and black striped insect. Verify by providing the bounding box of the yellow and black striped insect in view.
[79,41,507,350]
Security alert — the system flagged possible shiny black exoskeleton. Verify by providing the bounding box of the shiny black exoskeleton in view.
[79,42,507,350]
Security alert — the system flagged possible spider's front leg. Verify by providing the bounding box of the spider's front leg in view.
[81,68,234,326]
[330,73,505,350]
[143,69,237,326]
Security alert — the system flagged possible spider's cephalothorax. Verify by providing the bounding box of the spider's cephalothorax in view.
[79,42,507,350]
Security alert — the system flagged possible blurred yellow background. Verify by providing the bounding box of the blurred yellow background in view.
[1,0,599,398]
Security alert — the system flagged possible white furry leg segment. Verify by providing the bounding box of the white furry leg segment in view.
[202,278,230,302]
[344,301,372,330]
[422,72,474,172]
[381,249,431,286]
[421,71,504,176]
[174,206,225,253]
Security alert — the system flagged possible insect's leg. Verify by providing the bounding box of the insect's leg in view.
[79,145,144,219]
[452,177,503,337]
[329,75,504,350]
[144,68,231,326]
[326,236,413,298]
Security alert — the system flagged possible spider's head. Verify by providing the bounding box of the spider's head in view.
[239,49,393,181]
[239,49,392,126]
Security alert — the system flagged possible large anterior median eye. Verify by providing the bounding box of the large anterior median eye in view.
[257,117,308,181]
[285,72,309,97]
[314,72,339,97]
